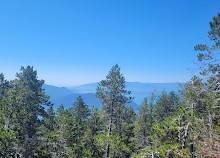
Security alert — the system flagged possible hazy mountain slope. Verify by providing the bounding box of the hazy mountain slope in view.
[43,82,180,110]
[50,93,100,110]
[68,82,180,104]
[43,84,98,109]
[43,84,75,98]
[68,82,99,93]
[43,84,138,110]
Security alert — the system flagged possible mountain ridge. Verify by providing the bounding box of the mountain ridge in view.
[43,82,180,111]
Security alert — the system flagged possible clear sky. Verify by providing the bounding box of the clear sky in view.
[0,0,219,86]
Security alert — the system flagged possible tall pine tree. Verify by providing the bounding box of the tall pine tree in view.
[96,64,132,158]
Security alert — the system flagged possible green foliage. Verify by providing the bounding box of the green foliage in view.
[95,133,131,158]
[96,64,133,157]
[121,106,136,156]
[154,90,180,123]
[0,66,52,157]
[194,13,220,75]
[82,106,103,157]
[135,91,154,151]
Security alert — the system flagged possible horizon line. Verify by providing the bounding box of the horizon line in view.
[45,81,183,88]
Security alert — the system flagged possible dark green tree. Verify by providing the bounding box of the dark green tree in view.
[194,13,220,75]
[135,90,155,151]
[0,74,16,157]
[0,66,52,157]
[66,96,90,157]
[121,106,136,157]
[0,73,9,100]
[82,106,103,157]
[96,64,132,158]
[154,90,179,123]
[52,104,70,157]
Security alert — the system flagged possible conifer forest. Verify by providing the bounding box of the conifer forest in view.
[0,12,220,158]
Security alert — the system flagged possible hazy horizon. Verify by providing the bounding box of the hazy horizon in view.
[44,81,181,88]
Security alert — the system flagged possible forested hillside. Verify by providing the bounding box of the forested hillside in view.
[0,13,220,158]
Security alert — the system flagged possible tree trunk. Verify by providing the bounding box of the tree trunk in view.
[151,152,155,158]
[105,101,113,158]
[190,139,194,158]
[106,117,112,158]
[182,122,189,149]
[208,111,213,144]
[178,115,182,147]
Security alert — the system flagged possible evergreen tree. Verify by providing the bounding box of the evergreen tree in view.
[0,74,16,157]
[53,104,70,157]
[193,14,220,155]
[154,90,179,123]
[44,106,55,131]
[0,66,52,157]
[135,90,155,151]
[83,106,103,157]
[121,106,136,157]
[96,64,132,158]
[12,66,51,157]
[66,96,90,157]
[0,73,9,100]
[194,13,220,75]
[37,106,56,157]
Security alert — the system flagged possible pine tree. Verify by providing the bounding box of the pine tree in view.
[135,91,155,151]
[0,73,9,100]
[121,106,136,157]
[193,14,220,155]
[96,64,132,158]
[37,106,56,157]
[82,106,103,157]
[44,106,55,131]
[154,90,179,123]
[0,66,52,157]
[65,96,90,157]
[0,74,16,157]
[12,66,52,157]
[194,13,220,75]
[53,104,70,157]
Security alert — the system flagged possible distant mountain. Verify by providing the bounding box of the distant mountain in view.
[68,82,180,105]
[43,84,101,110]
[69,82,99,93]
[43,84,138,111]
[43,82,180,111]
[43,84,75,98]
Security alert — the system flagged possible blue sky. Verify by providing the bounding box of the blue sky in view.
[0,0,219,86]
